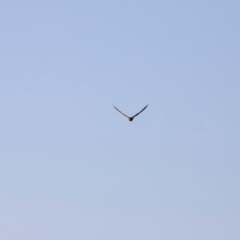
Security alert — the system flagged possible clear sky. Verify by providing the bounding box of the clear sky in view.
[0,0,240,239]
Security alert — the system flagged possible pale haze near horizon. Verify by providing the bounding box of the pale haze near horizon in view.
[0,1,240,239]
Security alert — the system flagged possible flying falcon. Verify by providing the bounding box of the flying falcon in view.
[113,104,148,121]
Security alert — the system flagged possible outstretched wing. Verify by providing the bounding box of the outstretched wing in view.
[113,105,130,118]
[132,104,148,118]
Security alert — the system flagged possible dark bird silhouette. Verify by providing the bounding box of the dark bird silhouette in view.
[113,104,148,121]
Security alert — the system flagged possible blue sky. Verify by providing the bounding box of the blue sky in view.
[0,0,240,239]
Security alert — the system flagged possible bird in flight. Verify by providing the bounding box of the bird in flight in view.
[113,104,148,121]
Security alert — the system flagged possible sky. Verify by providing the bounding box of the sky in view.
[0,0,240,239]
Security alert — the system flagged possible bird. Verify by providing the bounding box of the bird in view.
[113,104,148,121]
